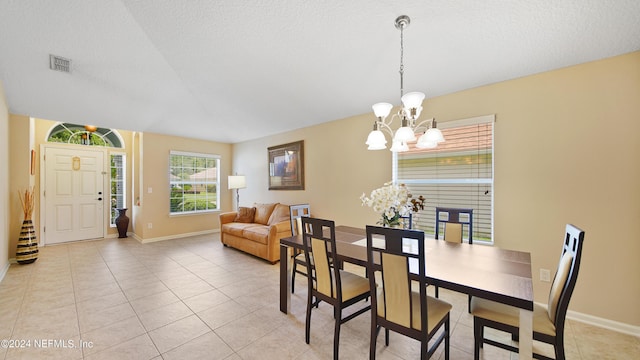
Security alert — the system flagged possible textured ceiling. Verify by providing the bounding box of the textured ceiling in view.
[1,0,639,143]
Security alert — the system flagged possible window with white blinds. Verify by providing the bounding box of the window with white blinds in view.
[394,115,494,243]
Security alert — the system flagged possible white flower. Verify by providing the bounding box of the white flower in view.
[361,182,420,226]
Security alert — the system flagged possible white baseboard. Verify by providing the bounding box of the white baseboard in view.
[535,301,639,337]
[567,309,640,337]
[134,229,220,244]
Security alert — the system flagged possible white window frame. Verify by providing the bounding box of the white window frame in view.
[169,151,220,215]
[393,114,495,243]
[110,152,126,226]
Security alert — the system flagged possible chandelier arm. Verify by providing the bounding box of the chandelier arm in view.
[375,121,395,137]
[378,112,403,133]
[412,118,435,133]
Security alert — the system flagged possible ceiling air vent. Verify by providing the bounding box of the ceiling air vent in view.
[49,54,71,73]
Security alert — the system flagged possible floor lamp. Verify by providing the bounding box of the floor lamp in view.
[228,175,246,210]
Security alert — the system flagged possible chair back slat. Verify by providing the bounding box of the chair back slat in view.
[311,237,333,297]
[444,222,463,243]
[548,224,585,326]
[381,252,412,327]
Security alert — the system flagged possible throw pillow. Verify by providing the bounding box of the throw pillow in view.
[234,207,256,223]
[253,203,278,225]
[268,204,291,225]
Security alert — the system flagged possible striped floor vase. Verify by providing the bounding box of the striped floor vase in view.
[16,219,38,264]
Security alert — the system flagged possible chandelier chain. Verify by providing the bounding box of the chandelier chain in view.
[399,24,404,98]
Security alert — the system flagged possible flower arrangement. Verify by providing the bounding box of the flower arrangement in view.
[360,182,425,227]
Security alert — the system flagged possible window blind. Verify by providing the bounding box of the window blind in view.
[395,115,494,242]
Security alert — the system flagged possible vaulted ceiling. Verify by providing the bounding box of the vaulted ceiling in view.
[1,0,639,143]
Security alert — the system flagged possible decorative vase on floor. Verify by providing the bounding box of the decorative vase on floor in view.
[115,208,129,238]
[17,187,38,264]
[16,219,38,264]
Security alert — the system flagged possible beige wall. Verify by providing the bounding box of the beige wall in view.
[233,51,640,326]
[136,132,233,240]
[233,113,391,227]
[427,51,640,326]
[132,132,143,237]
[7,114,32,259]
[0,82,9,275]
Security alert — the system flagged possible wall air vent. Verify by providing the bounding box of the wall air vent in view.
[49,54,71,73]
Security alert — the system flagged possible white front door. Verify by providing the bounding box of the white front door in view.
[44,147,105,244]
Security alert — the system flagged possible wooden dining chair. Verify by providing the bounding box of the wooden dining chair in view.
[435,207,473,244]
[366,225,452,360]
[470,224,585,360]
[302,217,371,360]
[434,207,474,300]
[289,203,311,293]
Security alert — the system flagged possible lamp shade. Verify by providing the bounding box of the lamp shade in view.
[424,127,445,143]
[416,133,437,149]
[372,102,393,119]
[228,175,246,189]
[366,130,387,150]
[393,125,416,142]
[400,92,425,109]
[389,140,409,152]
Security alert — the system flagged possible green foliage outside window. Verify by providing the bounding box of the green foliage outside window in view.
[49,129,108,146]
[170,153,219,214]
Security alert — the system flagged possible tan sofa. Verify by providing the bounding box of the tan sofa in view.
[219,203,292,263]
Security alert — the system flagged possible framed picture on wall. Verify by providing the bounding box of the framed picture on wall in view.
[268,140,304,190]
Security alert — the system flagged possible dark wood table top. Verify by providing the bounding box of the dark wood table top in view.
[281,225,533,310]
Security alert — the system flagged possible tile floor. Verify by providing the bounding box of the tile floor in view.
[0,233,637,359]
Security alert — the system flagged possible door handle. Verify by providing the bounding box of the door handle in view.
[97,197,102,201]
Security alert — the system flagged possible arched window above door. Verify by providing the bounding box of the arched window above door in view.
[47,123,124,148]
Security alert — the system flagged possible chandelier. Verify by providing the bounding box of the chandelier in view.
[366,15,444,152]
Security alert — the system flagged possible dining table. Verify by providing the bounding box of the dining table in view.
[279,225,535,359]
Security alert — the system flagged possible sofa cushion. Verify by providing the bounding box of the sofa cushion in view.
[222,222,256,237]
[253,203,278,225]
[268,204,291,226]
[242,225,270,245]
[234,207,256,223]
